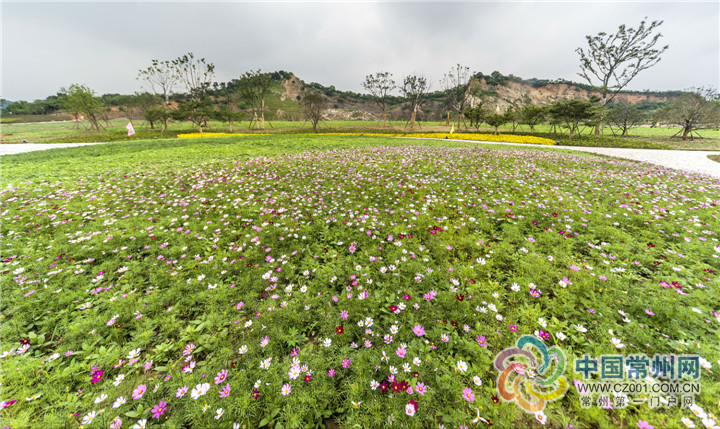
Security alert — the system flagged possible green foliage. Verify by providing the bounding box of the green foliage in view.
[548,99,599,138]
[661,87,720,140]
[484,112,510,135]
[606,104,646,136]
[58,84,105,132]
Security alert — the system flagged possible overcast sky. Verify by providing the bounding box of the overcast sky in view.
[2,1,718,101]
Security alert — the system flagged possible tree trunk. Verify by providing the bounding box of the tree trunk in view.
[494,126,499,135]
[569,128,575,139]
[164,94,169,107]
[382,110,387,127]
[410,109,416,128]
[260,100,265,130]
[595,93,607,136]
[446,111,450,125]
[682,127,690,140]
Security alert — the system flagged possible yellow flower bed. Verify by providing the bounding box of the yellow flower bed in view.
[176,131,556,145]
[177,133,240,138]
[321,132,556,145]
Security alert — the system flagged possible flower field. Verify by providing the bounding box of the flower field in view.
[1,137,719,428]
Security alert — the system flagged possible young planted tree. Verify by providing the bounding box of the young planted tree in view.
[484,112,510,135]
[238,70,272,130]
[463,105,484,130]
[662,87,720,140]
[548,99,598,139]
[441,64,475,129]
[214,108,243,132]
[58,84,105,132]
[301,94,327,132]
[130,92,163,128]
[607,104,646,136]
[576,18,668,135]
[520,105,546,132]
[400,74,429,129]
[137,59,178,107]
[362,72,396,127]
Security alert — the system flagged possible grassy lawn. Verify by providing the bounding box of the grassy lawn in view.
[3,118,719,150]
[1,135,719,428]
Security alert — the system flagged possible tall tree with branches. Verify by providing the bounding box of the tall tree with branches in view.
[400,74,429,129]
[172,52,215,101]
[362,72,396,127]
[238,70,272,130]
[442,64,475,129]
[576,18,669,135]
[136,59,178,107]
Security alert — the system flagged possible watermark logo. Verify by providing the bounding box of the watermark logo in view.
[494,335,569,413]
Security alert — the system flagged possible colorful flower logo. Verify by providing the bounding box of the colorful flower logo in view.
[494,335,569,413]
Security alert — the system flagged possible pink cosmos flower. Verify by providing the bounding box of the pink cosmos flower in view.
[176,386,188,398]
[219,383,231,398]
[151,400,167,419]
[396,346,407,358]
[462,387,475,402]
[132,384,147,400]
[215,369,228,384]
[637,421,654,429]
[413,325,425,337]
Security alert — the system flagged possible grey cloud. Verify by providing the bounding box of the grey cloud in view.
[2,1,718,101]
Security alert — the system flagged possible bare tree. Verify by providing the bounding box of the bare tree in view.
[238,70,272,130]
[137,59,178,107]
[301,93,327,132]
[576,18,669,135]
[442,64,475,129]
[362,72,396,127]
[172,53,215,101]
[400,74,429,128]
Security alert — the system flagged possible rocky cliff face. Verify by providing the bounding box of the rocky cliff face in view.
[472,78,672,111]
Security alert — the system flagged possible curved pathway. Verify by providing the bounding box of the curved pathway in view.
[2,139,719,179]
[0,142,105,156]
[391,137,720,179]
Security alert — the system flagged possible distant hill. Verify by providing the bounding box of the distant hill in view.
[209,71,681,122]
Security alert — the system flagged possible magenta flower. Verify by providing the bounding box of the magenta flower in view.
[476,335,488,347]
[91,369,103,384]
[328,368,336,377]
[462,387,475,402]
[413,325,425,337]
[341,358,351,369]
[416,382,427,396]
[509,324,518,332]
[215,369,228,384]
[637,421,654,429]
[132,384,147,400]
[151,400,167,419]
[219,383,231,398]
[340,310,348,320]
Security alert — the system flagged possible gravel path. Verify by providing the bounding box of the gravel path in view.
[2,140,719,179]
[394,137,720,179]
[0,143,105,156]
